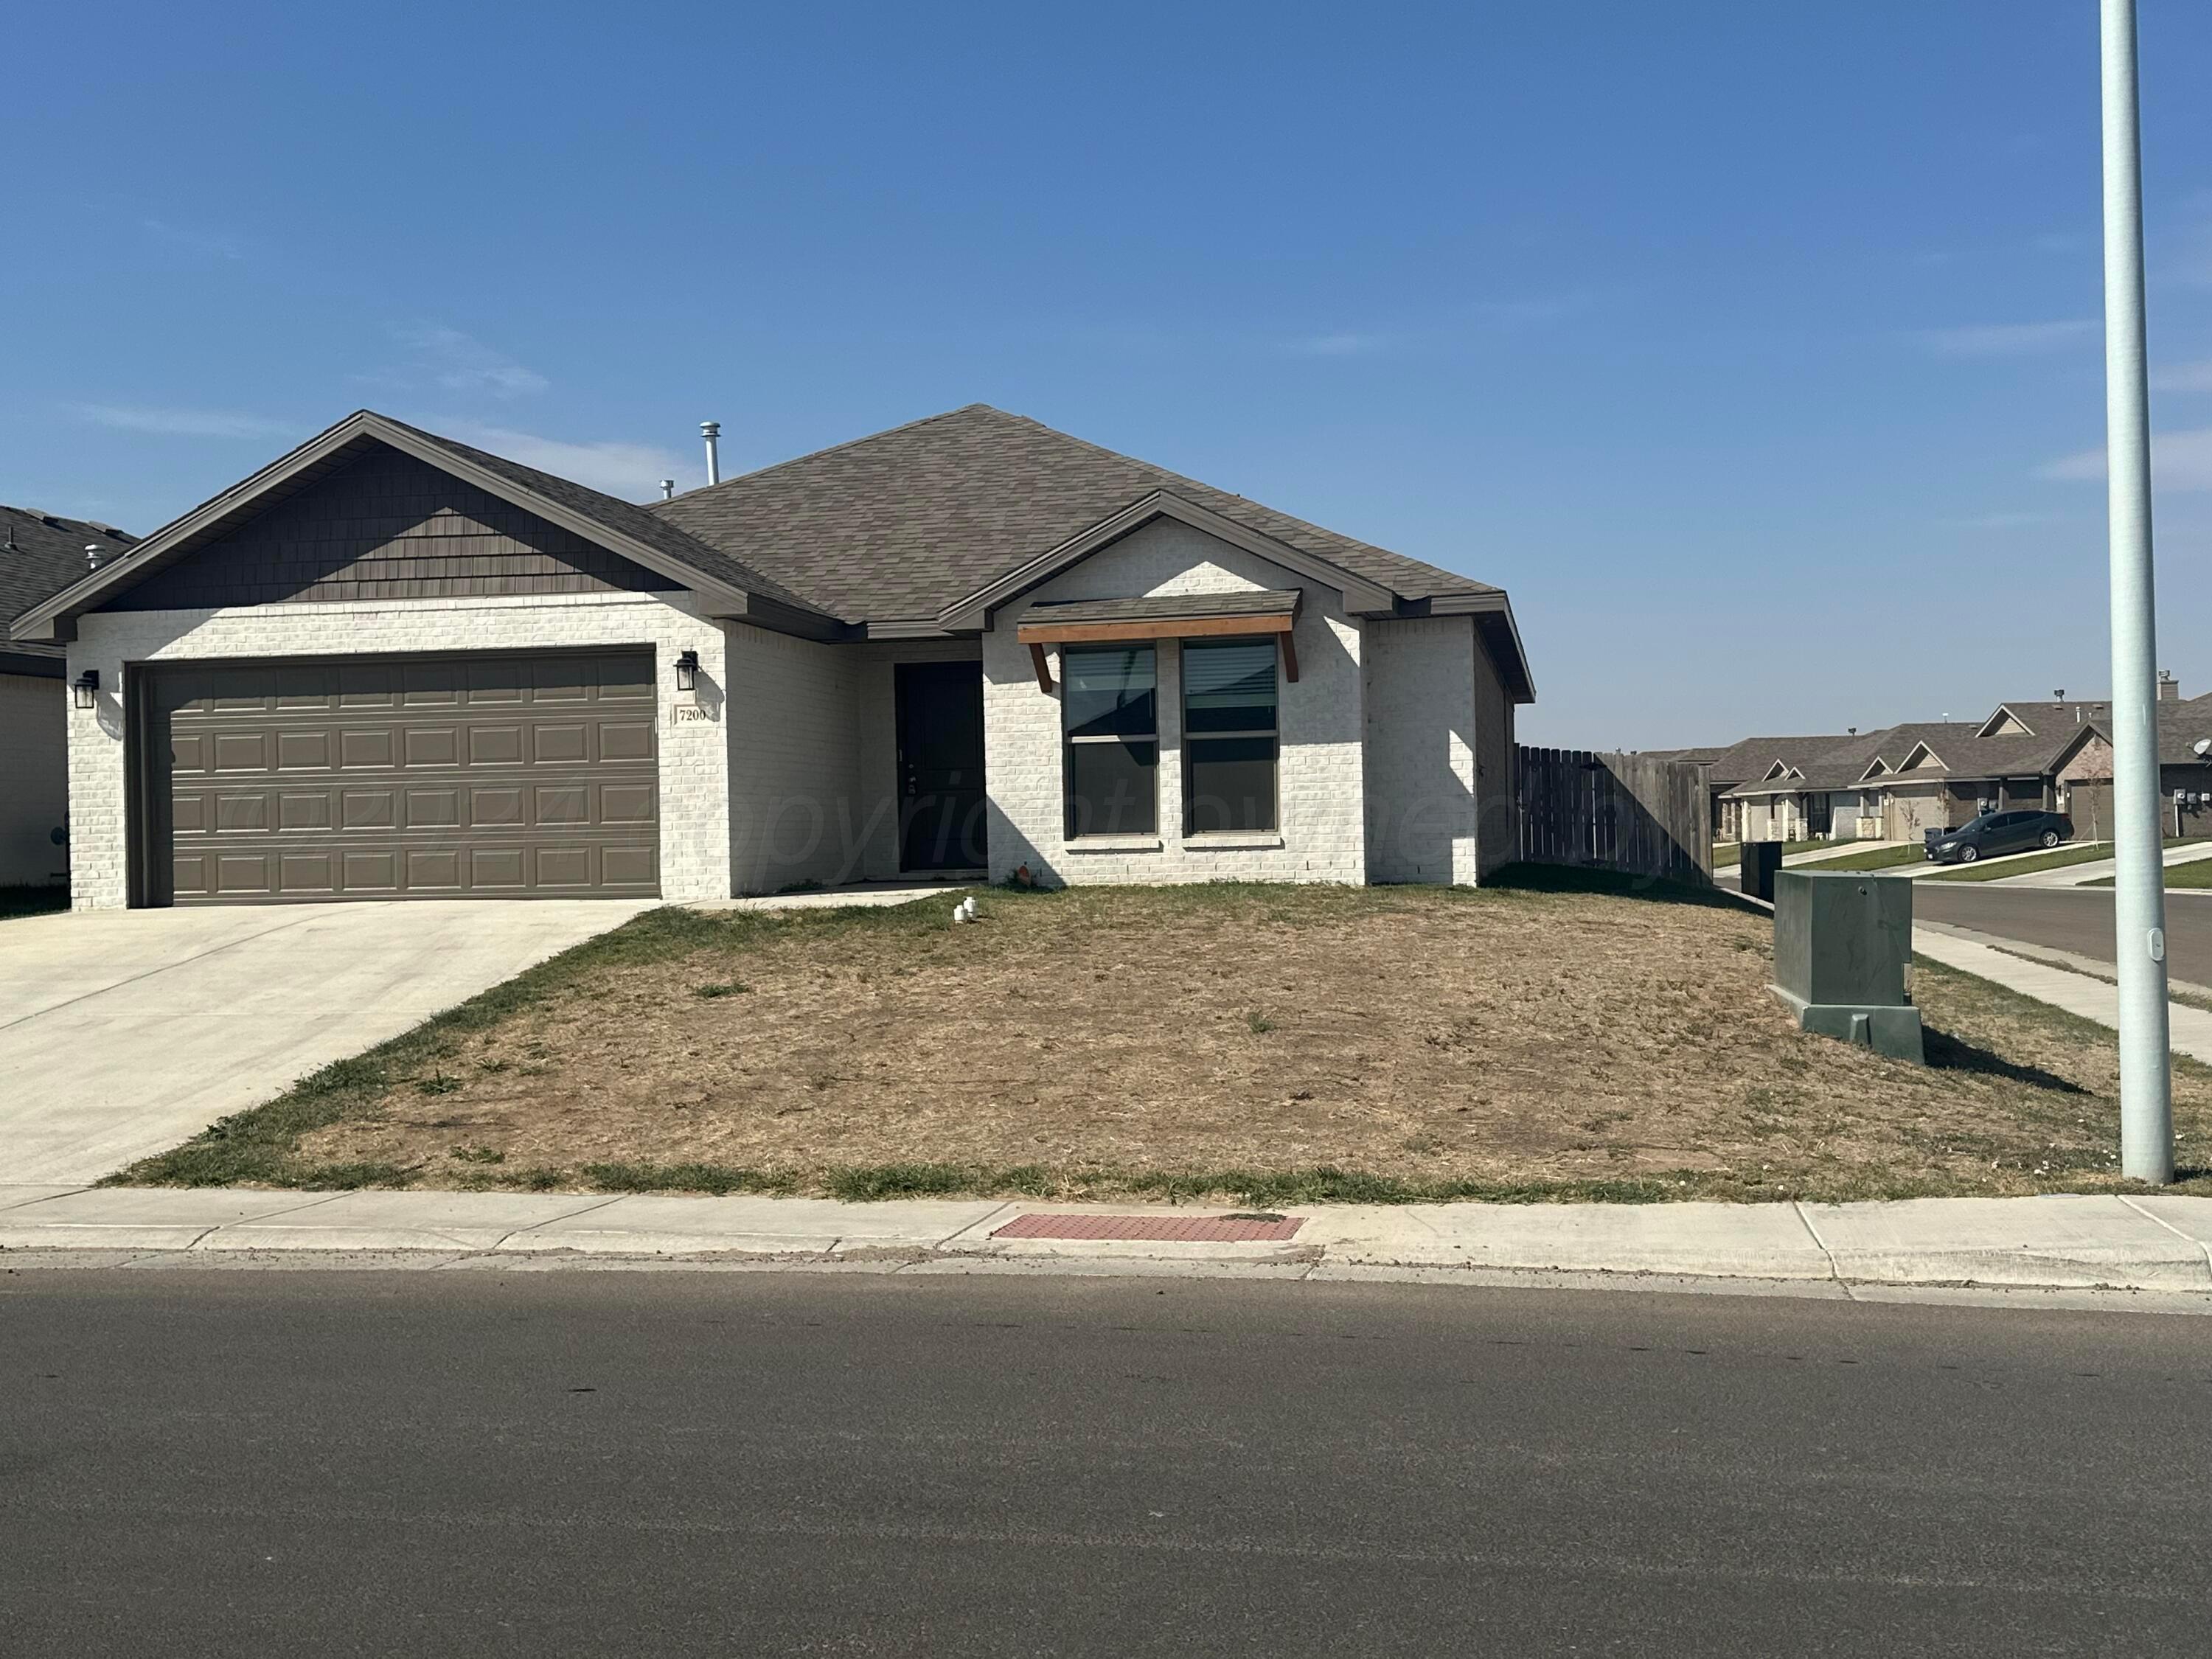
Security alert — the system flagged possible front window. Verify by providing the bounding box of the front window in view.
[1183,639,1279,833]
[1063,645,1158,837]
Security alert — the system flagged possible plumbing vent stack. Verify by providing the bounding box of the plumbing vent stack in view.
[700,421,721,486]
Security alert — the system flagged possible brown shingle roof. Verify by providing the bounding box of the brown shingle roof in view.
[650,404,1498,624]
[0,507,135,664]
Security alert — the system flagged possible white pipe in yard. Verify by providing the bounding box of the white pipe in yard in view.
[2099,0,2172,1183]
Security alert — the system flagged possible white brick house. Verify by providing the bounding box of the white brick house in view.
[10,406,1533,908]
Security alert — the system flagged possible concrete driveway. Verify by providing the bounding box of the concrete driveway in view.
[0,900,655,1184]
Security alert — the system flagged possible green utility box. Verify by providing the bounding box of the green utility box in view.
[1770,871,1923,1063]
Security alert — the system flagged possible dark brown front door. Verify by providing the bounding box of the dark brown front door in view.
[895,661,986,872]
[137,649,659,904]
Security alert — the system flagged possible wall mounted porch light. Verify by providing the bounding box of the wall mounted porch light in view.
[72,669,99,710]
[674,650,700,692]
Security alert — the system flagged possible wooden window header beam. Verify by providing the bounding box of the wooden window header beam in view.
[1015,612,1294,645]
[1020,611,1301,689]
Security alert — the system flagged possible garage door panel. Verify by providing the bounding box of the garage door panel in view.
[400,660,465,705]
[341,790,398,830]
[151,648,658,903]
[342,850,400,893]
[535,847,592,887]
[339,728,396,768]
[216,793,269,832]
[602,844,656,887]
[470,848,527,888]
[401,726,459,767]
[534,785,590,825]
[214,731,269,771]
[279,852,338,895]
[340,663,397,706]
[274,666,331,709]
[470,787,525,827]
[405,788,462,828]
[276,730,331,770]
[599,720,653,762]
[215,854,274,895]
[465,658,529,702]
[405,849,463,890]
[532,663,591,703]
[535,723,589,764]
[602,783,656,825]
[212,673,276,712]
[468,726,525,765]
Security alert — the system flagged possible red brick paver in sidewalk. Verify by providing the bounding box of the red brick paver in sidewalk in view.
[992,1213,1305,1242]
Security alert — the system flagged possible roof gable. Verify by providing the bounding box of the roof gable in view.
[102,445,681,612]
[11,412,835,644]
[653,404,1500,622]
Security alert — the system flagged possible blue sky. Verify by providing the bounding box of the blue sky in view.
[7,1,2211,747]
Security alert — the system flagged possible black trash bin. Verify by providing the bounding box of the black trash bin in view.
[1740,841,1784,902]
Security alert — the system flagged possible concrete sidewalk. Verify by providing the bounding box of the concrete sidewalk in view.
[1914,920,2212,1062]
[3,1184,2208,1299]
[1980,838,2212,889]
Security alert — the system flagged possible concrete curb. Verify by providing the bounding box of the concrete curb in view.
[4,1186,2211,1301]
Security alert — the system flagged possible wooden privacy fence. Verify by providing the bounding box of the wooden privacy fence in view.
[1516,747,1713,886]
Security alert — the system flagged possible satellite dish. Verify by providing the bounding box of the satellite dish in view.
[2195,737,2211,759]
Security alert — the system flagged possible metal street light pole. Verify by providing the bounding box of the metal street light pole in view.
[2099,0,2172,1183]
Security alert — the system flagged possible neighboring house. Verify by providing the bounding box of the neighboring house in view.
[0,507,136,886]
[7,406,1534,908]
[1660,734,1863,843]
[1690,696,2128,846]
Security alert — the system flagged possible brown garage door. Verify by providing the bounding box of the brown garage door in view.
[139,650,658,904]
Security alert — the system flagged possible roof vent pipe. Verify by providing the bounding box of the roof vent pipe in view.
[700,421,721,486]
[660,479,675,501]
[85,542,101,571]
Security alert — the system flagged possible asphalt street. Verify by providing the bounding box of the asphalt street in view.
[1913,883,2212,982]
[1720,863,2212,982]
[5,1268,2209,1657]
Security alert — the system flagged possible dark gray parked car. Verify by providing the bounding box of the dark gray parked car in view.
[1924,809,2074,864]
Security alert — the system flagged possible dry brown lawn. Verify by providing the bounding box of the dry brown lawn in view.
[131,875,2207,1203]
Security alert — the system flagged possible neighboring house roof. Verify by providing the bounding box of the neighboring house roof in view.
[1976,699,2112,739]
[11,405,1532,701]
[2155,695,2212,768]
[1694,734,1863,792]
[0,505,136,670]
[652,403,1500,626]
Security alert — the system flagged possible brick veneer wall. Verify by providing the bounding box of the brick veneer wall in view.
[64,590,732,908]
[0,671,67,886]
[1362,616,1479,884]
